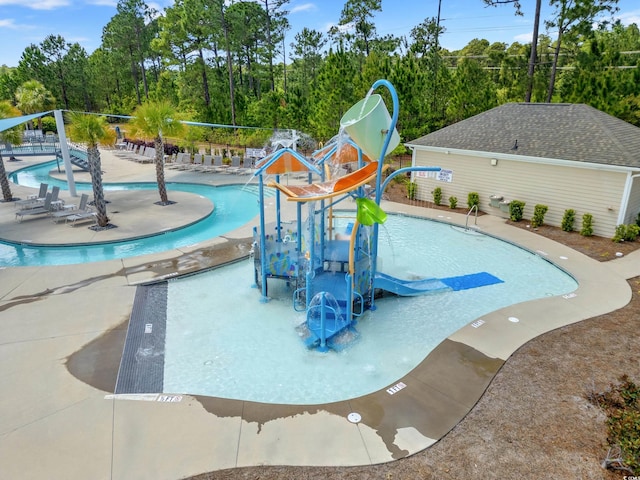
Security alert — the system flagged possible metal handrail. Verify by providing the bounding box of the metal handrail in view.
[466,205,478,229]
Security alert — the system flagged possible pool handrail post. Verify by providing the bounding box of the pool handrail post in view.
[369,79,399,311]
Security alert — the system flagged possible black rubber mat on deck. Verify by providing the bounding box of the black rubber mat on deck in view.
[115,283,167,394]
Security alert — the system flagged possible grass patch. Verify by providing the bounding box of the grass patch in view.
[588,374,640,474]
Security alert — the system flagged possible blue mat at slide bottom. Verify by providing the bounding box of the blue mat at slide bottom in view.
[440,272,503,291]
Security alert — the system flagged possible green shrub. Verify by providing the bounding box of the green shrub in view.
[392,172,407,184]
[407,181,417,200]
[531,204,548,228]
[589,375,640,474]
[581,213,594,236]
[449,196,458,209]
[509,200,526,222]
[562,209,576,232]
[432,187,442,206]
[613,224,640,243]
[467,192,480,209]
[41,116,57,133]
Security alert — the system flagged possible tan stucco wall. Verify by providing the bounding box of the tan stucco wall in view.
[411,149,628,238]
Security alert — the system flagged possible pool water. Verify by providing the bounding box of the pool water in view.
[163,214,578,404]
[1,162,261,266]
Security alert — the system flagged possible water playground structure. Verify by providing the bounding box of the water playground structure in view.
[251,80,501,351]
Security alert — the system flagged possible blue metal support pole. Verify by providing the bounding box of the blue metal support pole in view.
[296,202,302,257]
[258,175,269,302]
[368,79,399,311]
[306,202,315,309]
[275,173,282,242]
[319,293,327,351]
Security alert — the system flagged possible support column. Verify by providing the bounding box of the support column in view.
[53,110,77,197]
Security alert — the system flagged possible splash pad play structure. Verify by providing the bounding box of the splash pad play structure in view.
[252,80,502,351]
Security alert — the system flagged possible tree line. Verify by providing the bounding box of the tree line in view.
[0,0,639,146]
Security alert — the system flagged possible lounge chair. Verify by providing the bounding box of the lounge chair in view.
[211,155,225,173]
[191,153,202,170]
[167,152,191,170]
[51,193,91,223]
[15,182,48,209]
[225,156,242,174]
[66,210,98,226]
[15,192,53,222]
[48,186,63,210]
[165,152,181,169]
[136,147,155,163]
[239,156,254,175]
[194,154,214,172]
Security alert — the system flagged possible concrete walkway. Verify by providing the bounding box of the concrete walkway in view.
[0,149,638,479]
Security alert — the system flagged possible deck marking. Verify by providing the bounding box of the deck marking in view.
[157,395,183,402]
[386,382,407,395]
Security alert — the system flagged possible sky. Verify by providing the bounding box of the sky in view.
[0,0,639,68]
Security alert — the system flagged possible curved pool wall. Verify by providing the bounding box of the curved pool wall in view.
[1,161,261,266]
[159,214,578,404]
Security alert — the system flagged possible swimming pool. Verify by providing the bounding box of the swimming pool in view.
[1,161,261,266]
[162,214,578,404]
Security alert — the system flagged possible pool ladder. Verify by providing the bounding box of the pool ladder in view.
[465,205,478,230]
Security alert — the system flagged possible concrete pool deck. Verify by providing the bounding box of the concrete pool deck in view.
[0,150,637,479]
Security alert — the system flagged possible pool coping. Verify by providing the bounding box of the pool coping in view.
[0,151,636,478]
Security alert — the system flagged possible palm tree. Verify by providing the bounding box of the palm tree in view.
[65,112,115,228]
[15,80,56,131]
[128,101,185,205]
[0,101,24,202]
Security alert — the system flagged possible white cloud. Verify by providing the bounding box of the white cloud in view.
[87,0,118,6]
[514,31,533,44]
[0,0,71,9]
[617,9,640,26]
[0,18,35,31]
[321,21,354,35]
[291,3,316,15]
[0,18,18,28]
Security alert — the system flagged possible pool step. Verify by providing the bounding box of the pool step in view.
[240,183,276,197]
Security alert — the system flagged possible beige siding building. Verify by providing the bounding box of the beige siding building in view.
[406,103,640,238]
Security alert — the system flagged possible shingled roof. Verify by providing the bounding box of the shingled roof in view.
[407,103,640,168]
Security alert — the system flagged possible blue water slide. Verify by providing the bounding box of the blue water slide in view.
[374,271,504,296]
[374,272,450,296]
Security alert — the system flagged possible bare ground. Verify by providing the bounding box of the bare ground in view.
[190,187,640,480]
